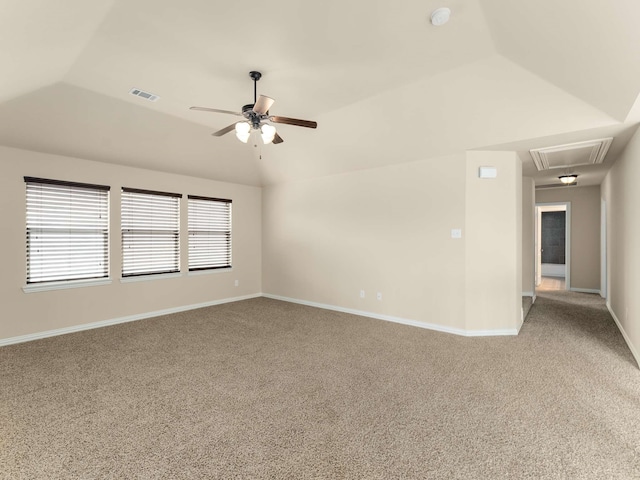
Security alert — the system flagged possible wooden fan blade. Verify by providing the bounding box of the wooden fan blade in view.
[270,116,317,129]
[273,132,284,144]
[253,95,275,115]
[190,106,243,117]
[212,123,238,137]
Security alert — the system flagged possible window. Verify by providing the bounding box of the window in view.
[25,177,110,284]
[188,195,232,271]
[121,188,181,277]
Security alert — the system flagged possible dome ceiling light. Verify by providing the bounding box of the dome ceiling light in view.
[559,174,578,185]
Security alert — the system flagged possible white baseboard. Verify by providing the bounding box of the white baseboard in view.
[606,302,640,369]
[570,287,601,294]
[0,293,262,347]
[262,294,519,337]
[1,291,524,347]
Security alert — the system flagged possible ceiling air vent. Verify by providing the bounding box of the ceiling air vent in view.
[529,138,613,172]
[129,88,159,102]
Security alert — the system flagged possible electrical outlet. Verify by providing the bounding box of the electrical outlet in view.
[234,280,239,287]
[377,292,382,301]
[360,290,365,298]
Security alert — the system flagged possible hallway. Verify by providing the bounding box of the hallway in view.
[525,289,635,367]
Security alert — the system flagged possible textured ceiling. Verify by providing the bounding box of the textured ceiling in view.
[1,0,640,186]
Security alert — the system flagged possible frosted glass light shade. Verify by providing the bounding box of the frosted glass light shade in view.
[235,122,250,143]
[261,124,276,144]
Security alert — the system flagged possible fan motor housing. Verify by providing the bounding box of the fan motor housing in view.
[242,104,263,128]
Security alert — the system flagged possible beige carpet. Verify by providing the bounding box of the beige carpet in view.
[1,293,639,479]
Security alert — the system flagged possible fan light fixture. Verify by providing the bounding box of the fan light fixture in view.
[559,174,578,185]
[235,122,250,143]
[234,121,278,144]
[261,124,276,144]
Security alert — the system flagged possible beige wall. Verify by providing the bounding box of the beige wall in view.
[602,129,640,366]
[522,177,535,295]
[536,185,600,291]
[263,154,468,330]
[3,145,526,341]
[263,151,523,334]
[0,146,262,341]
[465,151,522,332]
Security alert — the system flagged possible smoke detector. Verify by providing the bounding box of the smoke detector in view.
[431,7,451,26]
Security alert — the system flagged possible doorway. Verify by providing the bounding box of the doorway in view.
[535,202,571,291]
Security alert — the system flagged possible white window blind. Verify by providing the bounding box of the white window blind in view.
[188,195,232,271]
[25,177,110,284]
[121,188,181,277]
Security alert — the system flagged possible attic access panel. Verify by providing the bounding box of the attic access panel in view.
[529,138,613,171]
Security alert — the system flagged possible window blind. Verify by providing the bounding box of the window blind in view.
[121,188,181,277]
[25,177,110,284]
[188,195,232,271]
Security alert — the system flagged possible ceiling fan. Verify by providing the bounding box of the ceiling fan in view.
[190,71,317,145]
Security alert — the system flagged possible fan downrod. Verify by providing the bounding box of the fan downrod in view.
[249,71,262,103]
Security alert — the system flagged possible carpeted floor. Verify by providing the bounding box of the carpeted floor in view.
[1,293,639,479]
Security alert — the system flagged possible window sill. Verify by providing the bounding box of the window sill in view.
[23,278,112,293]
[187,268,233,277]
[120,272,183,283]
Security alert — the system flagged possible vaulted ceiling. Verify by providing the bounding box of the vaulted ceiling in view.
[1,0,639,186]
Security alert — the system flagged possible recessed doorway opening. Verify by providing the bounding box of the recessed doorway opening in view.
[535,202,571,292]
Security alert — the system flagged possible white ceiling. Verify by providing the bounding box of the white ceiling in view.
[1,0,640,186]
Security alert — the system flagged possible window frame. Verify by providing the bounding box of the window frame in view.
[187,195,232,272]
[121,187,182,279]
[23,176,111,292]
